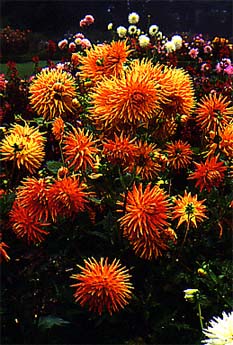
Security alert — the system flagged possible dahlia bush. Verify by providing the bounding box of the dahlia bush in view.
[0,10,232,345]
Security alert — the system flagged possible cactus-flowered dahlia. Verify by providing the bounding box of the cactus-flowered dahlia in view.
[71,257,133,315]
[29,68,77,120]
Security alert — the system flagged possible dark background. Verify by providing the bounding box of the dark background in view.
[1,0,233,42]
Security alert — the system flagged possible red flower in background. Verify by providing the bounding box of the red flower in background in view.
[188,155,227,192]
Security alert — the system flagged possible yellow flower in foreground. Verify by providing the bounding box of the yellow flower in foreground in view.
[71,257,133,315]
[29,68,77,120]
[0,123,46,174]
[173,190,208,228]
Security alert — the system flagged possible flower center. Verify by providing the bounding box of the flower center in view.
[131,91,145,104]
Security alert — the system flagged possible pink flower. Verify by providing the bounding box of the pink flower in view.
[58,39,68,50]
[84,15,94,24]
[80,19,87,28]
[68,42,76,52]
[221,58,231,68]
[224,65,233,76]
[80,38,92,49]
[215,62,222,73]
[216,59,232,74]
[80,14,94,28]
[203,45,212,54]
[201,63,211,72]
[189,48,199,59]
[28,75,35,83]
[0,74,7,92]
[75,33,85,39]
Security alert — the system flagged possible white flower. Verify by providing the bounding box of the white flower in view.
[149,24,159,36]
[107,22,113,30]
[164,40,176,53]
[137,28,141,35]
[171,34,183,49]
[202,311,233,345]
[138,34,150,48]
[128,25,137,35]
[116,26,127,38]
[128,12,139,24]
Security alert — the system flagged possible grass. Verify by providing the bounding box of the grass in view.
[0,60,60,78]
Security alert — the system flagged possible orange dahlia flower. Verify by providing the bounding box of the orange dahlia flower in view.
[195,93,233,133]
[129,228,176,260]
[117,183,172,259]
[47,176,89,222]
[165,140,193,171]
[29,68,77,120]
[90,59,162,130]
[188,155,227,192]
[130,140,161,181]
[79,41,131,83]
[219,123,233,158]
[9,201,50,244]
[0,123,46,174]
[0,241,10,263]
[159,66,195,118]
[151,116,178,141]
[16,177,52,221]
[172,190,208,228]
[52,117,65,141]
[63,127,99,172]
[70,257,133,315]
[103,132,137,168]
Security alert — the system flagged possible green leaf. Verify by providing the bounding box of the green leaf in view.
[0,192,15,217]
[37,315,70,330]
[46,161,63,175]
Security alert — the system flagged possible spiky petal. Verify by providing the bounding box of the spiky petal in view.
[70,257,133,315]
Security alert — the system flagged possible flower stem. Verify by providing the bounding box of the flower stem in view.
[59,141,65,166]
[197,301,203,330]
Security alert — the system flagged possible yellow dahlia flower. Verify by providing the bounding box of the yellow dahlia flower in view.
[29,68,77,120]
[0,123,46,174]
[160,66,196,119]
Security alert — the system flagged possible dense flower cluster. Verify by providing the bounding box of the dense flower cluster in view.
[1,10,232,345]
[0,26,31,55]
